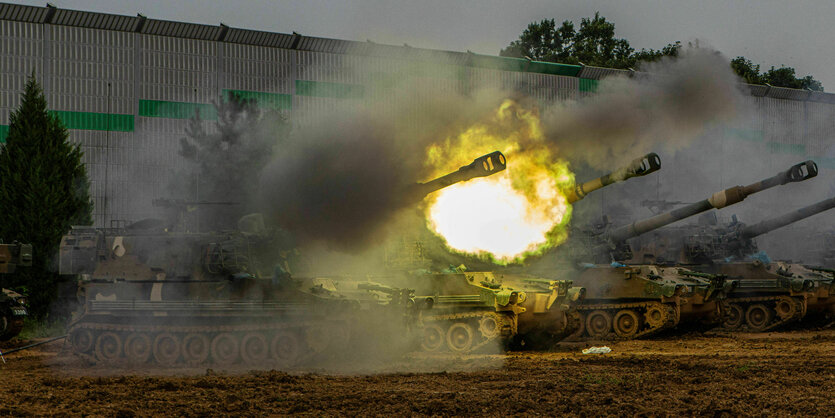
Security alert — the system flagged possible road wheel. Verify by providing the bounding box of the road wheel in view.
[446,322,475,353]
[123,333,151,364]
[745,304,773,331]
[70,328,94,353]
[644,304,666,329]
[613,310,641,338]
[182,333,210,365]
[94,332,122,363]
[774,297,798,320]
[585,310,613,339]
[304,327,331,353]
[153,333,181,366]
[723,303,745,329]
[0,314,8,337]
[478,315,500,339]
[271,331,303,368]
[421,323,445,352]
[211,333,240,366]
[241,333,269,366]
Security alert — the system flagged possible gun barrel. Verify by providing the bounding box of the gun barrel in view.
[608,160,818,243]
[566,153,661,203]
[411,151,506,202]
[741,195,835,238]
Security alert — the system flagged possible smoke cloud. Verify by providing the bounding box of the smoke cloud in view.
[258,80,508,252]
[542,47,744,170]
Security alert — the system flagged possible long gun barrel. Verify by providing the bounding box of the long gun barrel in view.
[740,195,835,239]
[566,153,661,203]
[607,160,818,243]
[409,151,506,203]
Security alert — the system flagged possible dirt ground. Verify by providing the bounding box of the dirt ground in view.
[1,329,833,417]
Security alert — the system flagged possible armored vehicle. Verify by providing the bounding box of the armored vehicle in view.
[60,152,506,366]
[558,161,817,339]
[404,153,660,352]
[409,269,585,352]
[0,241,32,341]
[626,192,835,330]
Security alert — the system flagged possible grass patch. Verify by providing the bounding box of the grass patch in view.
[17,318,67,339]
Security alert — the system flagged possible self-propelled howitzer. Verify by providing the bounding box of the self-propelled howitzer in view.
[555,162,818,341]
[693,197,835,329]
[605,160,818,260]
[0,241,33,341]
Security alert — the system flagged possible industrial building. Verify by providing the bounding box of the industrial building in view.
[1,2,834,238]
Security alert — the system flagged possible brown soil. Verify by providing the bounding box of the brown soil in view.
[1,329,834,416]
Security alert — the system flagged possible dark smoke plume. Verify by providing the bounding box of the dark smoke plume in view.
[259,113,416,249]
[542,47,744,170]
[258,92,506,251]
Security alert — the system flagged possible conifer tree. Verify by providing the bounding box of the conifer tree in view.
[0,73,93,319]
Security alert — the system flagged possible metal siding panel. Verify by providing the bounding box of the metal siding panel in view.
[0,3,47,23]
[767,87,809,101]
[577,65,629,80]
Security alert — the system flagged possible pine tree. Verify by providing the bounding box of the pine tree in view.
[0,73,93,319]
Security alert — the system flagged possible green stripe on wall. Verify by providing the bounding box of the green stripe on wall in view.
[139,99,216,120]
[222,90,292,110]
[767,142,806,155]
[818,158,835,170]
[470,54,530,72]
[49,110,134,132]
[726,128,765,143]
[295,80,364,99]
[766,142,806,155]
[0,125,8,144]
[579,78,599,93]
[527,61,582,77]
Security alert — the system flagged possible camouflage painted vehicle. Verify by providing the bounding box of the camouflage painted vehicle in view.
[59,152,505,366]
[626,192,835,330]
[561,161,817,339]
[0,241,32,341]
[408,270,584,352]
[403,153,660,352]
[562,265,733,339]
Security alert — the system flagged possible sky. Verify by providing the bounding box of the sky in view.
[10,0,835,90]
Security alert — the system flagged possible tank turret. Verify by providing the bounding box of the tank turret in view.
[565,152,661,203]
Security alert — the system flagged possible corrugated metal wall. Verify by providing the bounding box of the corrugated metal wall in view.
[1,6,834,231]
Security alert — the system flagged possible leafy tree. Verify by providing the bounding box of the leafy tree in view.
[730,56,823,91]
[570,13,635,68]
[500,18,574,63]
[0,73,93,319]
[503,14,823,91]
[176,92,289,230]
[730,57,763,84]
[500,13,680,69]
[632,42,682,63]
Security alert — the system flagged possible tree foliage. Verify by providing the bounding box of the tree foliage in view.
[0,73,93,319]
[731,57,823,91]
[503,13,823,91]
[500,13,680,69]
[176,92,289,230]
